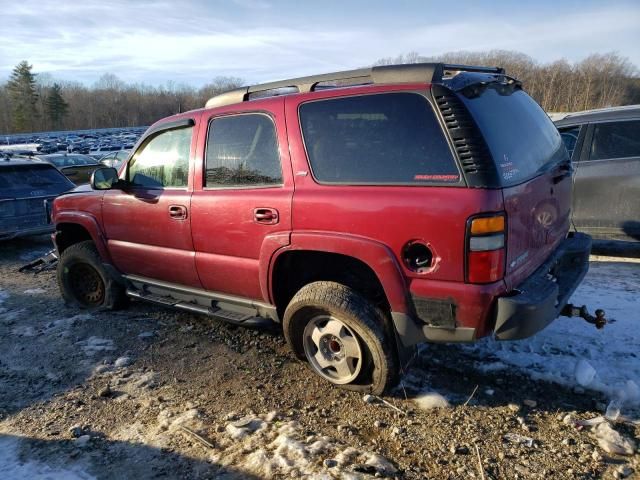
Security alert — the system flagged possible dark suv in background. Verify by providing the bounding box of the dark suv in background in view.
[0,157,74,240]
[555,105,640,242]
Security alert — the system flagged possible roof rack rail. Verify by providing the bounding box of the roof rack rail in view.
[205,62,504,109]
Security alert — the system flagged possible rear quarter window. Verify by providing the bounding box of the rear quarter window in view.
[299,92,460,185]
[460,88,567,186]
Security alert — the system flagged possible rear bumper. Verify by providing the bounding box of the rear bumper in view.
[391,232,591,346]
[493,232,591,340]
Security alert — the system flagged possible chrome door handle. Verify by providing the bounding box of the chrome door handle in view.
[254,208,279,225]
[169,205,188,220]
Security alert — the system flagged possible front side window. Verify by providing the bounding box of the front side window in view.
[590,120,640,160]
[559,126,581,160]
[205,114,282,187]
[299,93,459,184]
[127,126,192,188]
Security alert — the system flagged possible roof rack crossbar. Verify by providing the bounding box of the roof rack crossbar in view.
[205,62,504,109]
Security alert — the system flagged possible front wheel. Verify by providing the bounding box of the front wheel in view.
[57,240,127,310]
[283,281,397,395]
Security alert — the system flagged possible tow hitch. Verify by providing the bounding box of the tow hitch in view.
[18,249,58,274]
[561,304,607,329]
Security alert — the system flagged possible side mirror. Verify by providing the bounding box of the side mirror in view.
[90,167,120,190]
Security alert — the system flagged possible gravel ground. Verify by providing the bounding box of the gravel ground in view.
[0,235,638,479]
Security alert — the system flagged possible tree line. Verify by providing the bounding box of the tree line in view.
[375,50,639,113]
[0,63,243,134]
[1,50,638,134]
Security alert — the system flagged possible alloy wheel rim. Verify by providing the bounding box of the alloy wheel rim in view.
[302,315,363,384]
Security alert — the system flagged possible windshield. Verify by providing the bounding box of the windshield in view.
[0,164,73,196]
[459,86,567,186]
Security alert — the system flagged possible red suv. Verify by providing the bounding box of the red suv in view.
[52,63,594,394]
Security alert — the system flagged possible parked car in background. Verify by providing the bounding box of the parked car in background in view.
[0,156,74,240]
[89,144,126,158]
[99,150,130,169]
[37,153,102,185]
[555,105,640,242]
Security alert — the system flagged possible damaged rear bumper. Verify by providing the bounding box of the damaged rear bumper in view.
[493,232,592,340]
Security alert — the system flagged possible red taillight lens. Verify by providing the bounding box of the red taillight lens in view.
[467,249,505,283]
[466,213,506,284]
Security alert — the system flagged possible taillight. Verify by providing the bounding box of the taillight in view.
[466,213,506,284]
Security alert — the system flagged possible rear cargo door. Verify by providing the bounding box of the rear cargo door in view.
[459,87,571,289]
[502,172,572,288]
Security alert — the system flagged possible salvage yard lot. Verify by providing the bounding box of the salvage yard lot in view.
[0,236,638,479]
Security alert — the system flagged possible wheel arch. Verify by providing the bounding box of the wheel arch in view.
[54,212,111,263]
[267,232,408,317]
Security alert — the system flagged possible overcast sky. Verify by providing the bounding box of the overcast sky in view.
[1,0,639,87]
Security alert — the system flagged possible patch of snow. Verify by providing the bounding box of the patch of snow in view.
[575,359,596,387]
[0,308,25,323]
[11,326,37,337]
[413,392,450,410]
[364,453,398,474]
[22,288,45,295]
[462,261,640,408]
[0,435,95,480]
[0,290,9,314]
[592,422,636,455]
[77,337,114,356]
[214,413,396,478]
[45,314,92,333]
[113,356,132,368]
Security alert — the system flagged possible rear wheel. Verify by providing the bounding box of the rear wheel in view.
[283,281,397,395]
[57,240,127,310]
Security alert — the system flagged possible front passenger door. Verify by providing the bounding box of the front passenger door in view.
[102,118,202,287]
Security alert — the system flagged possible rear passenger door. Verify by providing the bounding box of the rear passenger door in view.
[572,119,640,239]
[190,99,293,301]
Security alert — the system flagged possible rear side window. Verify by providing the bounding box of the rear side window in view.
[299,93,459,184]
[128,127,192,188]
[205,114,282,188]
[590,120,640,160]
[460,88,566,185]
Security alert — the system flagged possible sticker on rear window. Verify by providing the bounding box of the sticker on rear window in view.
[499,154,520,181]
[413,174,459,182]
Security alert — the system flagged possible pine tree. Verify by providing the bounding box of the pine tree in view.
[6,61,39,133]
[45,83,69,129]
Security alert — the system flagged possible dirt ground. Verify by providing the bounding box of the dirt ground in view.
[0,235,638,479]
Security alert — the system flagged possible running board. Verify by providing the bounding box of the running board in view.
[123,275,278,328]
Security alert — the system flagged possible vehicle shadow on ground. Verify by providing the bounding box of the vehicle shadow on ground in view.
[391,343,606,414]
[0,432,260,479]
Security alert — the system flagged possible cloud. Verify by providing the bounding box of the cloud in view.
[1,0,638,86]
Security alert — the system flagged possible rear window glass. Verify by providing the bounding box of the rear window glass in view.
[299,93,459,184]
[0,165,72,194]
[460,88,567,185]
[590,120,640,160]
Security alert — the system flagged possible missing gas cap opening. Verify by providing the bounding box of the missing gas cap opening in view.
[403,242,434,273]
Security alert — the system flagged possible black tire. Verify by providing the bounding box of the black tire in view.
[283,281,397,395]
[57,240,127,310]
